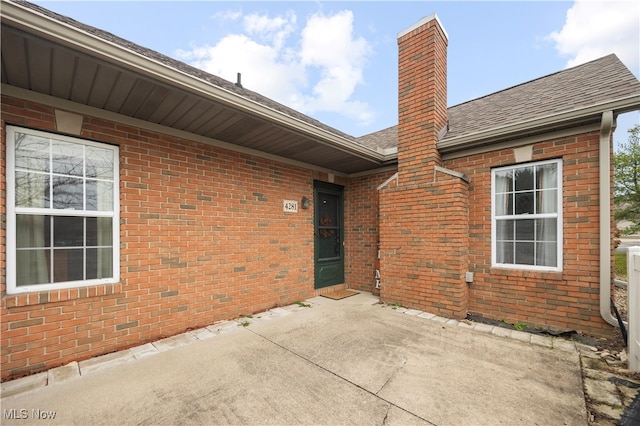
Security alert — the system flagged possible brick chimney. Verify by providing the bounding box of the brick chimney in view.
[397,14,448,184]
[379,15,469,320]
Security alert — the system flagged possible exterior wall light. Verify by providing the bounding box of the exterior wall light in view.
[301,196,311,209]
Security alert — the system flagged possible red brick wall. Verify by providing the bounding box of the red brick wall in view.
[1,95,325,380]
[345,171,396,293]
[445,131,614,336]
[382,13,613,336]
[379,16,470,318]
[379,175,469,318]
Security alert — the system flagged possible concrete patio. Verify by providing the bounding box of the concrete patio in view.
[1,292,587,425]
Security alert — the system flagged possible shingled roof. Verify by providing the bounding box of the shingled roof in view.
[356,126,398,151]
[358,54,640,152]
[5,1,640,166]
[445,54,640,140]
[11,0,358,144]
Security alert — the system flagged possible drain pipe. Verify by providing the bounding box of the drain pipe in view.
[599,110,618,327]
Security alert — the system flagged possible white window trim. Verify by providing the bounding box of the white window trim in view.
[491,158,563,272]
[6,126,120,294]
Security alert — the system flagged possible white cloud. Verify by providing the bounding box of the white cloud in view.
[178,34,305,104]
[243,10,296,51]
[175,9,374,129]
[299,11,373,123]
[547,0,639,74]
[210,9,242,22]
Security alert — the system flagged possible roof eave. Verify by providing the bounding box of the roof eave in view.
[1,0,386,165]
[438,94,640,154]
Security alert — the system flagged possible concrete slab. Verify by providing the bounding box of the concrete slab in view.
[417,312,435,320]
[152,334,197,352]
[592,403,624,421]
[530,334,554,348]
[47,362,79,384]
[511,330,533,343]
[282,302,315,313]
[553,338,577,352]
[384,405,432,425]
[584,378,622,406]
[1,372,47,398]
[78,350,135,376]
[473,323,495,333]
[457,321,474,329]
[1,292,587,425]
[189,328,218,341]
[252,310,285,321]
[491,326,513,338]
[583,367,614,381]
[577,343,599,354]
[619,385,640,405]
[129,343,159,359]
[268,307,292,317]
[205,320,239,335]
[304,296,328,305]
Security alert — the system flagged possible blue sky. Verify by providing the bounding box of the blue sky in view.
[33,1,640,147]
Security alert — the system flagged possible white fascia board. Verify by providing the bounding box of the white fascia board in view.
[375,146,398,159]
[438,95,640,153]
[1,1,385,164]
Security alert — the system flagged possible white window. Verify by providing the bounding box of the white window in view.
[6,126,119,294]
[492,159,562,271]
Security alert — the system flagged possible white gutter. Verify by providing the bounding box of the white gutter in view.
[599,111,618,327]
[1,0,385,164]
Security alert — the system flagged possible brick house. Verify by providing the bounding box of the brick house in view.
[1,1,639,380]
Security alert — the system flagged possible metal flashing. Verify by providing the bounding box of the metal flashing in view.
[397,13,448,40]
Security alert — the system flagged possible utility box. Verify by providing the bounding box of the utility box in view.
[627,247,640,372]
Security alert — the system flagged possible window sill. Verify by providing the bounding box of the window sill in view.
[4,282,122,308]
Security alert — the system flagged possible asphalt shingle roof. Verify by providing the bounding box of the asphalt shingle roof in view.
[14,0,359,144]
[358,54,640,149]
[444,54,640,141]
[12,1,640,154]
[356,126,398,151]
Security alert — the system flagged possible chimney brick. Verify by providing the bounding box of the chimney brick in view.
[380,15,469,320]
[397,15,448,184]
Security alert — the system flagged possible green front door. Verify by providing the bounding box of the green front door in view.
[314,181,344,289]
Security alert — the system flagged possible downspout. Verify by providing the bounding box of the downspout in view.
[599,110,618,327]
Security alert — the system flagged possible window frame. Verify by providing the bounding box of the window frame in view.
[6,126,120,294]
[491,158,563,272]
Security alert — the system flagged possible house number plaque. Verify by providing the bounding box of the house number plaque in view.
[283,200,298,213]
